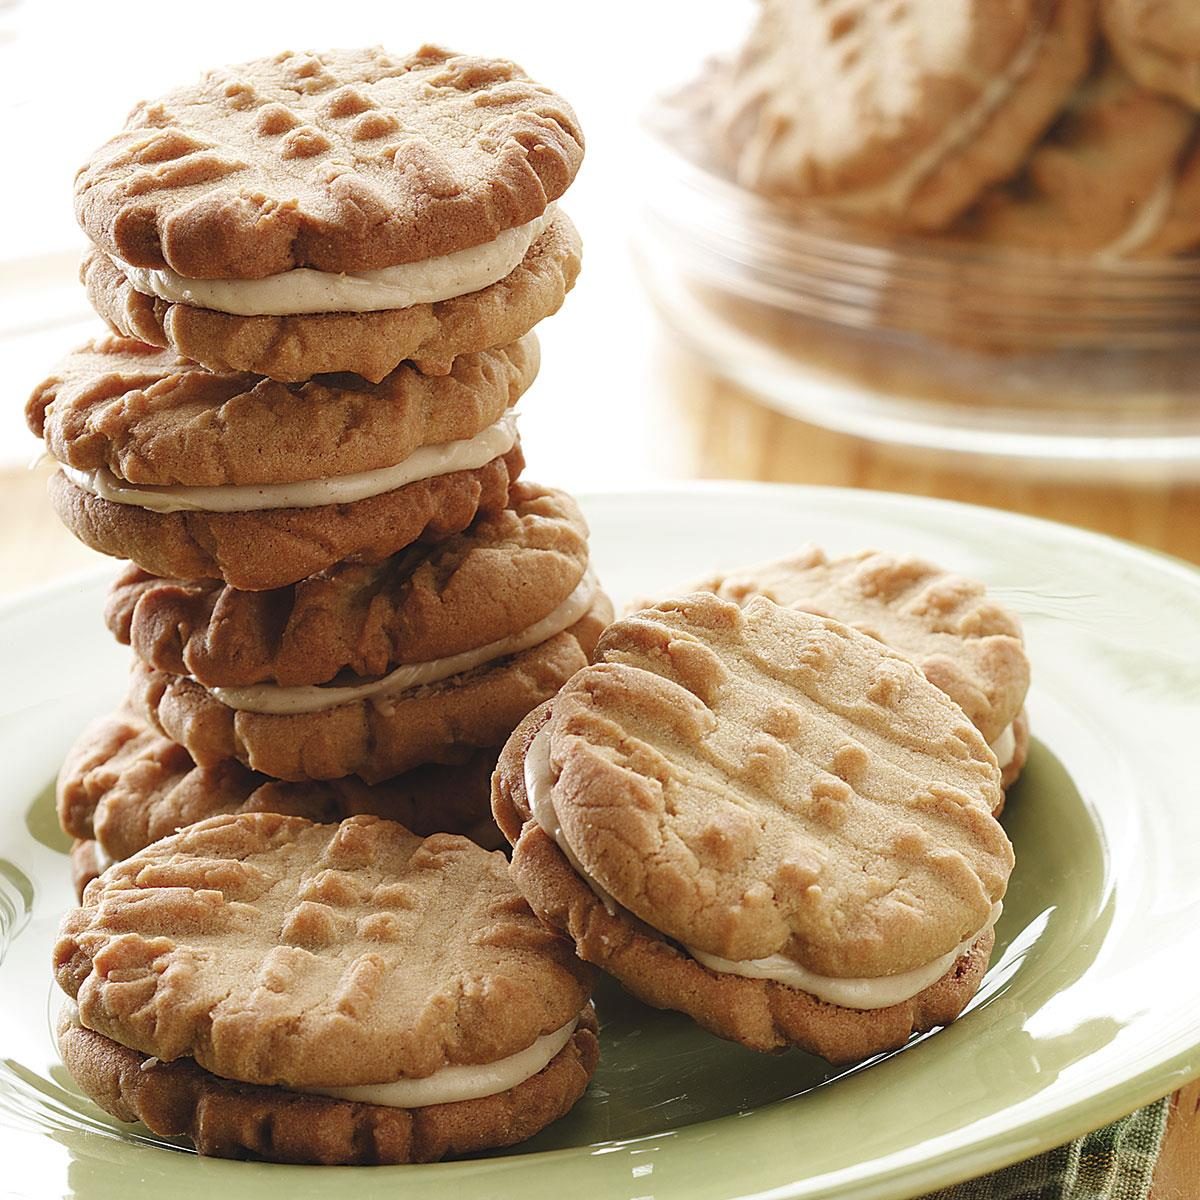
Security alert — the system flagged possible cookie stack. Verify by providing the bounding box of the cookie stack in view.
[31,45,612,1161]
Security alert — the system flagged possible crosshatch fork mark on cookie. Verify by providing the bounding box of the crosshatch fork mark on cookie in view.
[54,813,591,1088]
[548,595,1011,977]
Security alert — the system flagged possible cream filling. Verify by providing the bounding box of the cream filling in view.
[1095,174,1176,261]
[689,903,1002,1011]
[112,207,556,315]
[212,568,599,715]
[302,1018,578,1108]
[64,999,577,1109]
[827,16,1050,218]
[58,413,517,514]
[91,842,114,872]
[526,725,999,1010]
[989,722,1017,771]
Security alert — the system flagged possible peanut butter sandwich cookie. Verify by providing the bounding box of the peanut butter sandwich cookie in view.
[122,489,612,781]
[493,594,1014,1063]
[1103,0,1200,111]
[963,58,1200,258]
[60,709,503,900]
[28,335,532,590]
[55,813,598,1164]
[682,548,1031,793]
[75,46,583,381]
[713,0,1095,230]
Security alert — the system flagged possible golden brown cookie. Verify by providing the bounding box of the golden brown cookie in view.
[680,547,1030,784]
[713,0,1096,230]
[493,595,1013,1062]
[28,334,537,488]
[82,213,582,382]
[130,591,613,782]
[46,443,524,592]
[54,813,597,1163]
[105,482,591,688]
[75,47,583,277]
[1103,0,1200,110]
[58,708,501,872]
[963,58,1199,257]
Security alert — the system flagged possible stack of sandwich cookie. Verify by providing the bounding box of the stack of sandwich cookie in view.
[29,44,608,1155]
[493,593,1014,1063]
[61,710,503,900]
[75,46,583,381]
[678,547,1031,793]
[55,813,599,1164]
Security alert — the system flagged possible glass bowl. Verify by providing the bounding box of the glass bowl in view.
[637,132,1200,475]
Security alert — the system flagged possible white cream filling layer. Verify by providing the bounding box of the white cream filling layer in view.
[58,413,517,514]
[212,568,599,715]
[112,207,556,316]
[65,999,578,1109]
[1096,174,1176,261]
[989,722,1017,771]
[689,903,1002,1011]
[526,725,998,1010]
[303,1018,578,1108]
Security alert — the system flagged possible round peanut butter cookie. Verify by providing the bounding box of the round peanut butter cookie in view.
[81,212,581,381]
[28,334,537,488]
[682,546,1030,787]
[963,58,1198,257]
[714,0,1095,230]
[54,812,597,1164]
[1103,0,1200,110]
[58,709,502,878]
[105,482,591,688]
[130,591,613,782]
[46,443,524,592]
[75,47,583,277]
[493,594,1013,1062]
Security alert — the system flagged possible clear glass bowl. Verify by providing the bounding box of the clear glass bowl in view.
[637,134,1200,475]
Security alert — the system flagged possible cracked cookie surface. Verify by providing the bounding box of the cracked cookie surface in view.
[55,812,594,1087]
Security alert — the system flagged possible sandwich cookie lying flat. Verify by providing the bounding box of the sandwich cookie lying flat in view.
[713,0,1095,230]
[75,46,584,381]
[105,482,592,689]
[963,58,1200,258]
[28,336,533,591]
[682,548,1031,793]
[59,709,503,899]
[1103,0,1200,111]
[128,580,613,782]
[493,594,1014,1063]
[54,813,598,1164]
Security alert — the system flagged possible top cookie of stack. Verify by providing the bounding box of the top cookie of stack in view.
[76,45,583,381]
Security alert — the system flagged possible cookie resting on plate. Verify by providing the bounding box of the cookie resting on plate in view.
[493,594,1014,1063]
[54,813,599,1164]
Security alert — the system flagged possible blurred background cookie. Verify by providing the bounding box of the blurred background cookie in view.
[712,0,1096,229]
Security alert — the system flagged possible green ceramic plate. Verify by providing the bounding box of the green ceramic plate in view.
[3,484,1199,1200]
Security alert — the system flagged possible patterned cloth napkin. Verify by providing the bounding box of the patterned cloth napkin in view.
[922,1100,1169,1200]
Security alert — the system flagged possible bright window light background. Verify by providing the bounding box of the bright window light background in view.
[0,1,751,478]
